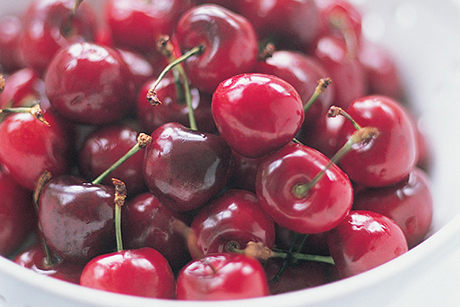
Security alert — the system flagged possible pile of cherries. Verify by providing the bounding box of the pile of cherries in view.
[0,0,434,301]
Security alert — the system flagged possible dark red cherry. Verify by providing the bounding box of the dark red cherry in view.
[336,95,418,187]
[143,122,233,212]
[137,75,216,134]
[188,189,276,259]
[14,243,85,284]
[103,0,193,53]
[0,169,36,257]
[174,4,258,93]
[176,253,270,300]
[212,73,304,158]
[256,142,353,234]
[38,176,116,264]
[328,210,408,279]
[227,150,266,193]
[78,123,147,196]
[0,110,76,191]
[80,247,176,299]
[117,48,155,94]
[44,42,136,125]
[353,168,433,249]
[122,192,191,271]
[20,0,98,74]
[0,15,23,73]
[0,68,46,109]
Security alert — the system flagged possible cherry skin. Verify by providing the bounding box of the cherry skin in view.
[78,123,147,196]
[188,189,276,259]
[116,48,155,95]
[0,15,23,73]
[328,210,408,279]
[336,95,418,187]
[143,122,233,212]
[14,243,85,284]
[0,109,76,191]
[174,4,259,94]
[44,42,136,126]
[122,192,191,271]
[20,0,98,74]
[227,150,266,193]
[353,168,433,249]
[80,247,176,299]
[176,253,270,300]
[0,67,46,109]
[256,142,353,234]
[38,176,116,264]
[0,169,36,257]
[212,73,304,158]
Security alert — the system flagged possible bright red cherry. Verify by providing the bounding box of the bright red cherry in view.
[44,42,136,125]
[0,15,23,73]
[328,210,408,279]
[143,122,233,212]
[174,4,259,94]
[176,253,270,300]
[80,247,176,299]
[212,73,304,158]
[256,142,353,234]
[336,95,418,187]
[353,168,433,248]
[188,189,276,259]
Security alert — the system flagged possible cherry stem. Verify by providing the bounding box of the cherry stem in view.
[329,12,359,59]
[257,42,275,61]
[157,35,185,102]
[91,133,152,185]
[293,126,379,199]
[0,74,4,93]
[303,78,333,113]
[112,178,127,252]
[328,105,362,130]
[0,104,50,126]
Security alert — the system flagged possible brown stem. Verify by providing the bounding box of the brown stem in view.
[328,105,362,130]
[304,77,333,113]
[0,74,5,93]
[257,43,276,61]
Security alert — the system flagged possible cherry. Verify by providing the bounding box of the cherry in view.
[0,109,76,191]
[176,253,270,300]
[38,175,116,264]
[353,168,433,249]
[122,192,191,271]
[328,210,408,279]
[14,243,85,284]
[103,0,193,53]
[227,150,266,193]
[256,142,353,234]
[187,189,276,259]
[0,15,23,73]
[78,123,147,196]
[80,247,176,298]
[212,73,304,158]
[174,4,259,93]
[20,0,98,74]
[0,169,36,257]
[0,68,47,109]
[44,42,136,125]
[117,48,155,94]
[334,95,418,187]
[275,225,331,256]
[143,122,233,212]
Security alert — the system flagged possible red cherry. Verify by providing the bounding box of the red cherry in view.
[176,253,270,300]
[0,67,46,109]
[328,210,408,279]
[122,192,191,271]
[0,15,24,73]
[80,247,176,298]
[38,176,116,264]
[117,48,155,94]
[353,168,433,249]
[0,169,36,257]
[227,150,266,193]
[44,42,136,125]
[188,189,276,259]
[14,243,85,284]
[174,4,259,93]
[212,73,304,158]
[143,122,233,212]
[336,95,418,187]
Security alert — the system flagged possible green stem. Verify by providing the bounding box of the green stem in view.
[272,249,335,265]
[328,106,362,130]
[304,78,332,114]
[112,179,127,252]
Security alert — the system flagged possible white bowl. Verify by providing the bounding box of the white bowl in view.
[1,0,460,306]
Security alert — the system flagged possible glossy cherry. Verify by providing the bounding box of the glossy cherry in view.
[353,168,433,248]
[188,189,276,259]
[0,67,46,109]
[328,210,408,279]
[80,247,176,298]
[212,73,304,158]
[44,42,136,125]
[117,48,155,94]
[174,4,259,93]
[143,122,233,212]
[256,142,353,234]
[176,253,270,300]
[336,95,418,187]
[0,15,23,72]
